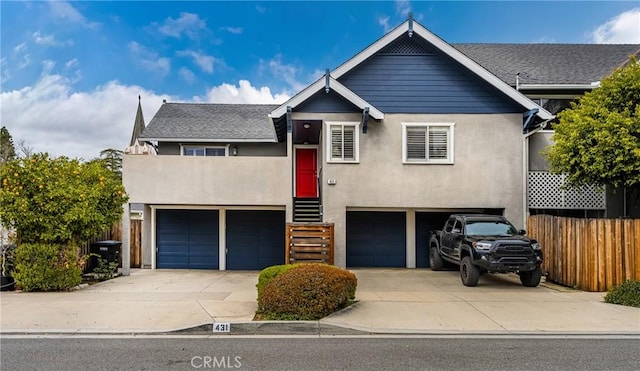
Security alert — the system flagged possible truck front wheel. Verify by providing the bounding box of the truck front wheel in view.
[430,245,444,271]
[519,266,542,287]
[460,256,480,286]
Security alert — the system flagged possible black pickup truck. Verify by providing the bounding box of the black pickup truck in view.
[429,214,543,287]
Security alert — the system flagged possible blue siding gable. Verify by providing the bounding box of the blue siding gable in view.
[296,89,361,113]
[338,34,523,114]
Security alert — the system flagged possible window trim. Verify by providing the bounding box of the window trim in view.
[401,122,455,164]
[326,121,360,163]
[180,144,229,157]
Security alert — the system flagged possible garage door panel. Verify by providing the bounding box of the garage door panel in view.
[156,210,219,269]
[347,211,406,268]
[226,210,285,270]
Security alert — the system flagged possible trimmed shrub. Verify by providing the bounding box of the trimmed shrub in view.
[258,264,357,320]
[256,264,299,300]
[13,242,82,291]
[604,280,640,308]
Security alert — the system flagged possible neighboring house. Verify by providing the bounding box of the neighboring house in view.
[121,18,639,273]
[457,44,640,219]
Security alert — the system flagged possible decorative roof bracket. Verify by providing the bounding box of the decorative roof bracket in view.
[362,107,369,134]
[408,13,413,37]
[522,108,539,133]
[325,69,330,93]
[286,106,292,133]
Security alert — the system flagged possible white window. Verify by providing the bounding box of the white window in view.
[181,145,228,156]
[327,122,359,163]
[402,123,454,164]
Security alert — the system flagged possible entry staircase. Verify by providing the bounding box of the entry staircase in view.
[293,197,322,222]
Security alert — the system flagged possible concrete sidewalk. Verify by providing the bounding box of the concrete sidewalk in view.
[1,269,639,335]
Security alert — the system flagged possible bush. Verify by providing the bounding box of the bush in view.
[256,264,299,300]
[13,242,82,291]
[604,280,640,308]
[258,264,357,320]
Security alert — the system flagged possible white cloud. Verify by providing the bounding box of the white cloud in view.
[260,55,307,93]
[203,80,289,104]
[179,67,195,84]
[1,58,9,84]
[18,54,31,69]
[222,26,243,34]
[157,12,207,39]
[256,5,266,14]
[0,73,170,160]
[592,8,640,43]
[128,41,171,76]
[395,0,412,18]
[176,50,215,73]
[13,42,27,54]
[65,58,78,69]
[378,16,392,33]
[33,31,74,47]
[41,60,56,75]
[48,1,100,29]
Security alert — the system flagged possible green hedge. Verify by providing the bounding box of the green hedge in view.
[13,242,82,291]
[604,280,640,308]
[258,264,357,320]
[256,264,299,301]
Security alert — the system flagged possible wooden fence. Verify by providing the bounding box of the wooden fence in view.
[81,220,143,271]
[286,223,334,264]
[527,215,640,291]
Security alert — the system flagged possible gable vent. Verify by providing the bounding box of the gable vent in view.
[380,36,435,55]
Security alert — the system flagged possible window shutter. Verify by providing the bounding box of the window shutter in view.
[331,127,343,159]
[343,126,355,160]
[406,127,426,160]
[428,127,448,160]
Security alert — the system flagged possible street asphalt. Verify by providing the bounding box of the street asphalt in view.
[1,268,639,335]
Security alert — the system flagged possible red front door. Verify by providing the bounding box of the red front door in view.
[296,148,318,198]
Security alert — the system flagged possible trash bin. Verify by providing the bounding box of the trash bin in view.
[89,240,121,271]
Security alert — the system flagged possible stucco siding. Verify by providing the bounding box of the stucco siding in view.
[123,155,291,206]
[529,131,554,171]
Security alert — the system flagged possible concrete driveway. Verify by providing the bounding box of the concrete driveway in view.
[1,268,638,334]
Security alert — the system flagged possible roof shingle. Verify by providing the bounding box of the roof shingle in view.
[139,103,279,141]
[453,44,640,86]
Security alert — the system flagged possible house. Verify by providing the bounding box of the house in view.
[121,18,639,274]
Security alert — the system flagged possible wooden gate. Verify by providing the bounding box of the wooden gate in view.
[129,219,142,268]
[285,223,334,264]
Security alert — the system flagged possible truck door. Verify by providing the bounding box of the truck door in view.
[450,219,464,260]
[441,218,456,258]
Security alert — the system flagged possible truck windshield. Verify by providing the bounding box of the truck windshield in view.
[465,221,518,236]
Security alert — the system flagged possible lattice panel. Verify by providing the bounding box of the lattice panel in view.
[528,172,605,209]
[380,36,434,55]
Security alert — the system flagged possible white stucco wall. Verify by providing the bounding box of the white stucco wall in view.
[123,155,291,206]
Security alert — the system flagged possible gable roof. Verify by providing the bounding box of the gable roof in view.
[271,19,554,121]
[453,44,640,87]
[270,76,384,119]
[140,103,279,142]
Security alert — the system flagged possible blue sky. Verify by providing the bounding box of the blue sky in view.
[1,1,639,159]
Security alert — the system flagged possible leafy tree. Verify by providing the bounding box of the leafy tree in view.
[0,153,129,244]
[545,57,640,191]
[0,126,17,165]
[99,148,123,179]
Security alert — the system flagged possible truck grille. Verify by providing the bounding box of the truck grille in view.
[494,243,533,257]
